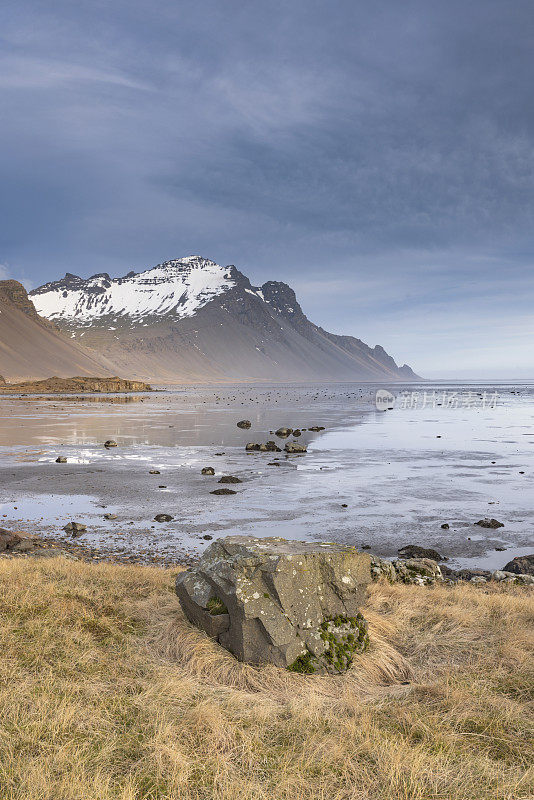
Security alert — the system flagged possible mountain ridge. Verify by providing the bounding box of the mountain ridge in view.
[0,280,120,382]
[30,257,419,382]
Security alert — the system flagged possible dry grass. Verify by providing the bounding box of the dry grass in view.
[0,557,532,800]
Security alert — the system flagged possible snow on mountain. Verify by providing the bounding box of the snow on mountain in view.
[31,256,235,326]
[30,255,420,381]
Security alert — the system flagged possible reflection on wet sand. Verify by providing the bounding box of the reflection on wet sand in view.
[0,382,533,569]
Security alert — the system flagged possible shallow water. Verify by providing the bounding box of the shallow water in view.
[0,382,532,569]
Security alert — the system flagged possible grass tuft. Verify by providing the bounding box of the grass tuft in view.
[0,557,532,799]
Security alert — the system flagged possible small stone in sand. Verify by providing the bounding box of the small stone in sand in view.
[63,521,87,536]
[55,456,67,463]
[210,488,237,495]
[218,476,242,484]
[201,467,215,475]
[154,514,173,522]
[475,518,504,529]
[284,442,307,453]
[104,440,117,448]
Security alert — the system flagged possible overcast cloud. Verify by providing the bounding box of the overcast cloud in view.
[1,0,533,376]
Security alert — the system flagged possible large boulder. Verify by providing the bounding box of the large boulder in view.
[176,536,371,674]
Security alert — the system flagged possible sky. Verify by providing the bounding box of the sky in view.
[1,0,533,378]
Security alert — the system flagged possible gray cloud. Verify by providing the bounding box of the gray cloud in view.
[0,0,533,375]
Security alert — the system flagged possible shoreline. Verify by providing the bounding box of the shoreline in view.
[0,381,532,574]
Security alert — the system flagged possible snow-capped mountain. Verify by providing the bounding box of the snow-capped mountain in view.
[32,256,235,327]
[30,257,419,382]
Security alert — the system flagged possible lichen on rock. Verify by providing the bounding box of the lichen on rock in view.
[176,536,372,674]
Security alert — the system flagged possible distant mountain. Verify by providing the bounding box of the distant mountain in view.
[30,256,419,382]
[0,280,119,382]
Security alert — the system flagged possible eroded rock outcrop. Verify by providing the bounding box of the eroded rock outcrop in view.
[176,536,371,673]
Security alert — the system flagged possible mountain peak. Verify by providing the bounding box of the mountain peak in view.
[30,256,235,326]
[28,256,419,381]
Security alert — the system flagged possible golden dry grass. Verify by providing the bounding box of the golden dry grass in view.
[0,557,532,800]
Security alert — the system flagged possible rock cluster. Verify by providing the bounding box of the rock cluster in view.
[245,441,282,452]
[371,554,534,586]
[371,555,443,585]
[176,536,371,673]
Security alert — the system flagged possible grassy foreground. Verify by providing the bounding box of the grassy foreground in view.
[0,558,532,800]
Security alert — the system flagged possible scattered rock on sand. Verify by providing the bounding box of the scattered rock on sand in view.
[308,426,325,432]
[292,429,302,437]
[201,467,215,475]
[246,442,281,452]
[475,518,504,529]
[154,514,173,522]
[218,476,242,484]
[284,441,307,453]
[398,544,445,561]
[210,488,237,495]
[441,523,450,529]
[104,440,117,448]
[104,513,117,520]
[275,427,293,438]
[149,469,160,475]
[63,521,87,536]
[175,535,371,673]
[55,456,67,463]
[502,554,534,575]
[236,420,251,429]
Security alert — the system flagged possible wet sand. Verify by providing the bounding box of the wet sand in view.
[0,382,533,569]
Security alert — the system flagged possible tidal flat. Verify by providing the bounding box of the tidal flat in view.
[0,382,533,569]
